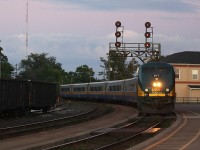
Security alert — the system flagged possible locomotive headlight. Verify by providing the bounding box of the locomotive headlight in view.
[166,88,169,92]
[153,82,157,87]
[152,81,162,87]
[145,88,149,92]
[157,82,161,87]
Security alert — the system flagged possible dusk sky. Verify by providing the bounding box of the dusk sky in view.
[0,0,200,78]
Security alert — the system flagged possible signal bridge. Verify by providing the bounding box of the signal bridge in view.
[110,21,161,63]
[109,42,161,63]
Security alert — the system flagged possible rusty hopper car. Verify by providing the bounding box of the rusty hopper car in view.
[0,78,57,116]
[29,81,57,113]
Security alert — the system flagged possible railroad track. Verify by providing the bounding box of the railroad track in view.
[45,116,166,150]
[0,106,98,139]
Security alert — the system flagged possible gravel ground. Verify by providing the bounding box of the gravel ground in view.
[0,104,137,150]
[0,101,96,128]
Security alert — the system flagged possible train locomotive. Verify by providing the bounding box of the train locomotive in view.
[60,62,175,114]
[137,62,176,114]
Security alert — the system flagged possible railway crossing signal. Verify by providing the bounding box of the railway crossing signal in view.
[109,21,161,63]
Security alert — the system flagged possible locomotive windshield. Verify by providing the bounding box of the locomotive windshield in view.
[142,67,171,74]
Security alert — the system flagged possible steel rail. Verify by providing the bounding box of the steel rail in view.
[0,106,97,139]
[44,117,145,150]
[95,117,165,150]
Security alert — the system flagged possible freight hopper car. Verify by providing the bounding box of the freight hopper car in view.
[137,62,176,114]
[60,78,138,104]
[0,78,57,116]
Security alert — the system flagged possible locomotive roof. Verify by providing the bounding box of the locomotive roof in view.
[141,62,172,67]
[161,51,200,64]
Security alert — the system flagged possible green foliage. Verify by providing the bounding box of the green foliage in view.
[18,53,65,83]
[16,53,98,84]
[99,52,138,80]
[63,65,97,84]
[0,45,139,83]
[0,47,14,78]
[109,52,127,80]
[75,65,95,83]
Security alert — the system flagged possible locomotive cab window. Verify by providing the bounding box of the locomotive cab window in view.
[157,67,170,73]
[142,67,171,74]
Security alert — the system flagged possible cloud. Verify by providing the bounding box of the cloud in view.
[0,0,199,79]
[1,33,109,72]
[40,0,198,13]
[155,34,200,55]
[1,30,200,78]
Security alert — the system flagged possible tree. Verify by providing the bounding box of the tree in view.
[99,57,109,81]
[18,53,65,83]
[99,52,138,80]
[126,58,138,78]
[74,65,95,83]
[109,52,127,80]
[0,47,14,78]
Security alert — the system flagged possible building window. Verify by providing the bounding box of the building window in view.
[175,69,180,79]
[192,70,198,80]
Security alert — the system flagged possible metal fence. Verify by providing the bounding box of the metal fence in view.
[176,97,200,103]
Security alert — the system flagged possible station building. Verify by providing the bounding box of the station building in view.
[162,51,200,103]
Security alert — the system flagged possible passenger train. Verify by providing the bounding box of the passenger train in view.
[60,62,176,114]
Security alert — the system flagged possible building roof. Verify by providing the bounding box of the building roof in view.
[161,51,200,64]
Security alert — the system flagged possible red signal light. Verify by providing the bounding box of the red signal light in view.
[115,21,121,28]
[145,42,151,48]
[145,22,151,28]
[115,31,121,37]
[115,42,121,47]
[145,32,151,38]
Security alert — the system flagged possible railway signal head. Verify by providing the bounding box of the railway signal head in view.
[144,42,151,48]
[145,22,151,28]
[115,21,121,28]
[115,31,121,37]
[115,41,121,47]
[145,32,151,38]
